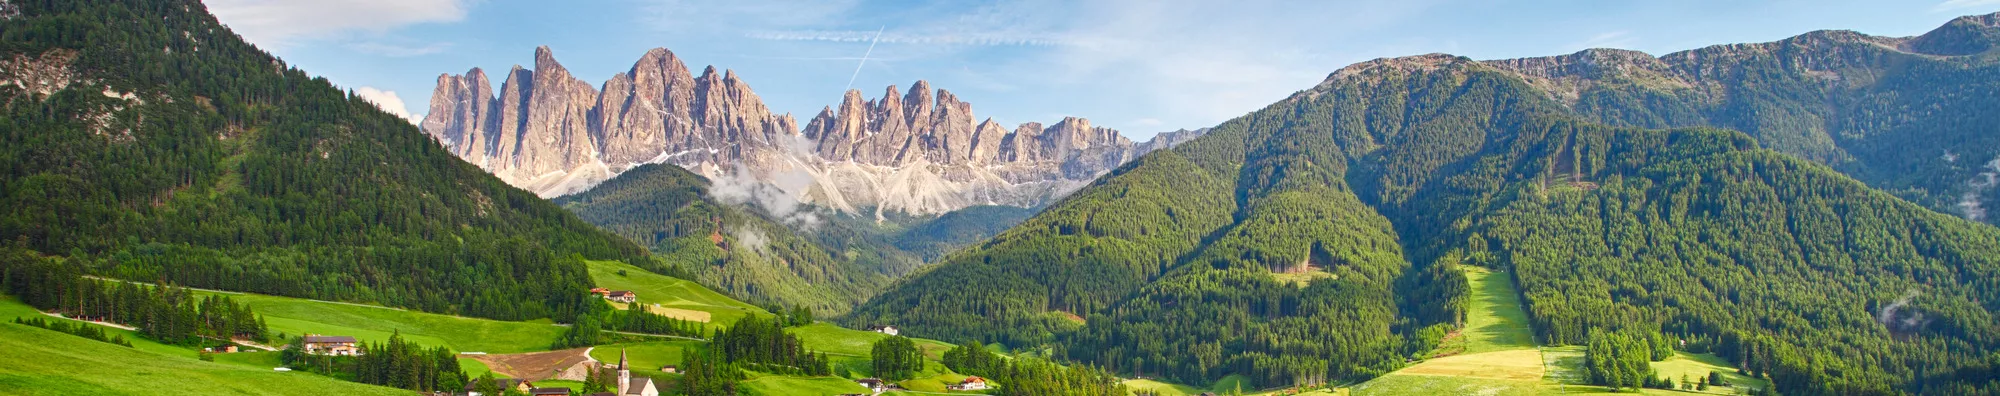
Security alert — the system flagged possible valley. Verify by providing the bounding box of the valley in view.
[4,0,2000,395]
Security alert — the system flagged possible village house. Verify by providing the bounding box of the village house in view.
[529,388,570,396]
[590,287,611,297]
[462,378,534,396]
[301,335,360,356]
[659,365,678,374]
[949,376,988,391]
[866,325,898,336]
[606,290,637,304]
[856,378,886,393]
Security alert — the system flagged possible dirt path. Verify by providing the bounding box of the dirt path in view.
[42,312,138,331]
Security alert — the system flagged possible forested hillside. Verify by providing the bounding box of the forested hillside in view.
[0,0,652,321]
[554,163,896,314]
[848,18,2000,394]
[1487,14,2000,226]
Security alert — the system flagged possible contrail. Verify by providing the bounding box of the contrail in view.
[845,26,885,91]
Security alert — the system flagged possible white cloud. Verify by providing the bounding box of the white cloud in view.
[636,0,1438,130]
[206,0,470,47]
[1935,0,2000,12]
[354,87,420,125]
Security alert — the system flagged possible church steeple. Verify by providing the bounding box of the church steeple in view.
[614,348,631,395]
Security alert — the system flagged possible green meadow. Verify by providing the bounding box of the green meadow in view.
[587,259,771,327]
[191,289,566,354]
[0,298,407,396]
[787,322,955,358]
[739,374,872,396]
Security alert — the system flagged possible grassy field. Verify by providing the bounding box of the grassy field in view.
[0,296,203,359]
[460,356,495,377]
[0,303,409,396]
[787,323,956,358]
[212,351,286,369]
[1350,374,1541,396]
[188,289,565,354]
[1453,266,1536,355]
[739,374,871,396]
[1123,378,1204,395]
[1353,266,1546,396]
[587,259,769,327]
[590,340,706,372]
[1651,352,1769,394]
[1122,375,1334,396]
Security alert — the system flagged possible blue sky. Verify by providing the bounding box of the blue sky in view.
[208,0,2000,140]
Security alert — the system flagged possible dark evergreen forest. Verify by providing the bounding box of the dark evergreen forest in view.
[0,0,653,322]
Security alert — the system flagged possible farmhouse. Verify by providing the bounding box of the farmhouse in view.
[606,290,637,303]
[856,378,886,393]
[529,388,570,396]
[301,335,360,356]
[949,376,988,391]
[590,287,611,297]
[866,325,898,336]
[462,378,533,396]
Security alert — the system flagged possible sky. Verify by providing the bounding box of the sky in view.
[206,0,2000,140]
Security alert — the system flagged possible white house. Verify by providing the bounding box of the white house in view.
[866,325,898,336]
[950,376,988,391]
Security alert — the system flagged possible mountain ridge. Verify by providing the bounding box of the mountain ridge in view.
[422,48,1203,216]
[848,12,2000,394]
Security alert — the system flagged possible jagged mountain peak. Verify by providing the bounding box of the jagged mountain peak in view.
[424,47,1205,215]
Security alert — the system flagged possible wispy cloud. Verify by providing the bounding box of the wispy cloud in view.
[346,41,453,57]
[633,0,1439,131]
[1569,30,1638,51]
[1934,0,2000,12]
[207,0,471,48]
[747,30,1083,47]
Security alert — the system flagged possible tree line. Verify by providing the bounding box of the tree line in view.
[280,330,468,393]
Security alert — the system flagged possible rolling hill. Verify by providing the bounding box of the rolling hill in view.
[848,14,2000,395]
[555,163,901,314]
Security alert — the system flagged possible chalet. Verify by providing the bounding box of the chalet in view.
[590,287,611,297]
[606,290,637,304]
[659,365,678,374]
[529,388,570,396]
[462,378,533,396]
[949,376,988,391]
[866,325,898,336]
[301,335,360,356]
[856,378,886,393]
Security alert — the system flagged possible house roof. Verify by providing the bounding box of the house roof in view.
[857,378,884,385]
[608,290,634,296]
[302,335,357,344]
[529,388,570,395]
[462,378,526,391]
[963,376,986,383]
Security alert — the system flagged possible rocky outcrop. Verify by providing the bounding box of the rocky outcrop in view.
[422,47,1203,215]
[423,46,799,197]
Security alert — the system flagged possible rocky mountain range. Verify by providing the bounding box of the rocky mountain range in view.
[422,47,1200,216]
